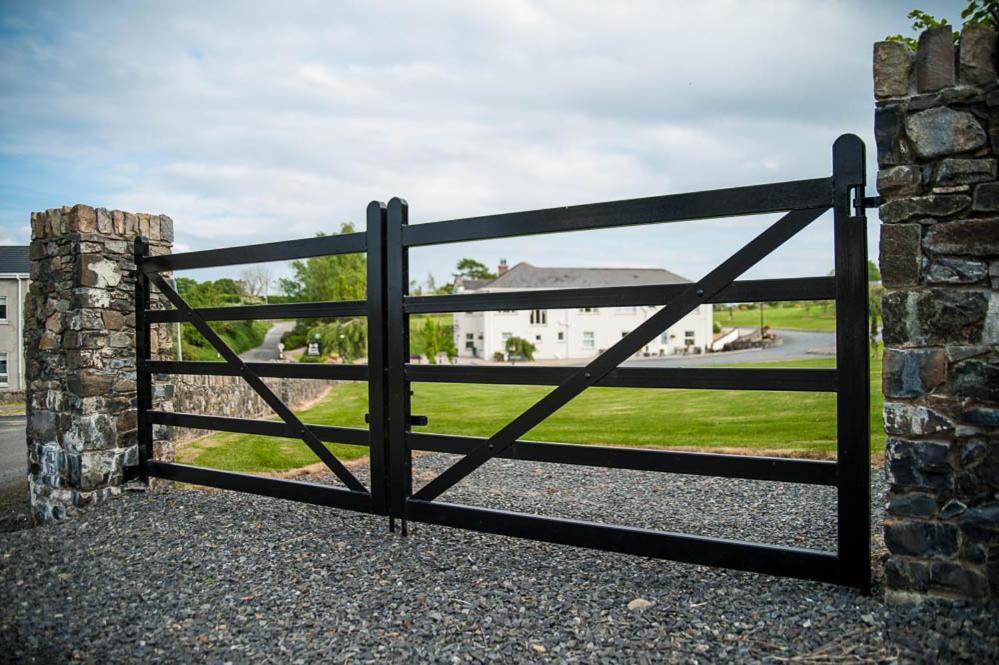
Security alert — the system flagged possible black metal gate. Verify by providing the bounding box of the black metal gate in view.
[133,134,874,591]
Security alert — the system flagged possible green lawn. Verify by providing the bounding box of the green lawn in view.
[178,355,885,473]
[718,304,837,331]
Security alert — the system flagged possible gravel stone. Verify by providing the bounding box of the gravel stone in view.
[2,456,997,663]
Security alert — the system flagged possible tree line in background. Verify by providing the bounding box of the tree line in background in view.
[174,276,271,360]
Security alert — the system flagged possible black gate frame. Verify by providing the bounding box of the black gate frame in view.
[133,134,874,591]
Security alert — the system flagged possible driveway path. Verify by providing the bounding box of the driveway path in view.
[0,415,28,531]
[240,321,295,362]
[623,328,835,368]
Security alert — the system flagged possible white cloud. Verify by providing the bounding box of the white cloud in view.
[0,0,965,283]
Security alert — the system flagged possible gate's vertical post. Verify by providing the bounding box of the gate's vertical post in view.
[366,202,389,515]
[386,198,413,524]
[832,134,871,592]
[134,236,153,482]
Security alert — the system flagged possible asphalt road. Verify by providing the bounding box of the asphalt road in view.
[0,416,26,487]
[621,328,835,368]
[239,321,295,362]
[0,416,28,530]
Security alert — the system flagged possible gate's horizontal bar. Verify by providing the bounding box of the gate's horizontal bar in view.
[141,232,367,273]
[405,366,837,392]
[407,432,837,485]
[402,178,832,247]
[147,300,367,323]
[147,411,370,445]
[406,277,836,314]
[145,361,369,381]
[146,461,371,513]
[404,499,842,585]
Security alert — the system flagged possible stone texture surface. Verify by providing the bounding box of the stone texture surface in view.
[26,206,173,522]
[960,25,999,87]
[915,26,956,92]
[875,29,999,601]
[875,40,912,98]
[904,108,986,159]
[168,373,332,444]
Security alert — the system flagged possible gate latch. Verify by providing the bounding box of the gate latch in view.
[364,413,429,426]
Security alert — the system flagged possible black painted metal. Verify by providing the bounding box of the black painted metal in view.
[403,177,832,246]
[832,135,872,593]
[146,360,368,381]
[142,231,367,273]
[406,276,836,314]
[407,433,838,485]
[366,201,390,515]
[147,300,366,323]
[147,411,369,445]
[404,499,840,584]
[134,238,153,482]
[147,461,371,513]
[385,198,414,519]
[406,365,837,392]
[133,136,870,590]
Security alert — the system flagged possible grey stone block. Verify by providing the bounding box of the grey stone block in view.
[875,40,912,98]
[960,25,998,87]
[915,26,956,92]
[905,107,987,159]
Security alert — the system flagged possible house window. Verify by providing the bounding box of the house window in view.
[579,307,598,313]
[465,341,475,350]
[557,331,565,341]
[0,353,8,386]
[466,333,474,340]
[0,296,6,321]
[530,309,547,325]
[535,334,542,342]
[582,331,594,348]
[685,330,696,346]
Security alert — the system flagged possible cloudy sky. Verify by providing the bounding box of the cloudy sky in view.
[0,1,960,288]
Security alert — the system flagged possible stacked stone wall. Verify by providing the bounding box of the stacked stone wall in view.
[167,374,333,443]
[875,25,999,601]
[25,205,173,520]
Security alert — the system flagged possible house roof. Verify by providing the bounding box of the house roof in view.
[0,246,30,275]
[480,262,690,290]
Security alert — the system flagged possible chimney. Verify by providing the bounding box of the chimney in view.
[498,258,508,275]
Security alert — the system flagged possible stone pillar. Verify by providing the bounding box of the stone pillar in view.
[875,26,999,601]
[25,205,173,521]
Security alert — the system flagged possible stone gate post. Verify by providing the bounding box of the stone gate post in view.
[25,205,173,521]
[875,26,999,601]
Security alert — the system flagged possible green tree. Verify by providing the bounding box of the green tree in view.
[504,335,536,361]
[868,259,881,282]
[279,223,366,303]
[887,2,998,48]
[454,258,496,281]
[416,317,457,364]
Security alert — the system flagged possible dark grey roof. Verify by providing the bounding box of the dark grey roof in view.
[0,246,29,274]
[484,262,690,289]
[456,277,492,291]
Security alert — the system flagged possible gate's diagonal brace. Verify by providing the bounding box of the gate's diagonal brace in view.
[145,272,367,493]
[413,206,829,502]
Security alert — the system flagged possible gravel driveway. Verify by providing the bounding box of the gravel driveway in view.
[2,455,997,663]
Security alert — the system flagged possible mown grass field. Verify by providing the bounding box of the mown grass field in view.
[717,303,837,332]
[177,355,885,473]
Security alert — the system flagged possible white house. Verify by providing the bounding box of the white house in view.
[452,262,713,361]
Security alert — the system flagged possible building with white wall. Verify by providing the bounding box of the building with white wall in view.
[0,246,30,392]
[452,262,713,361]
